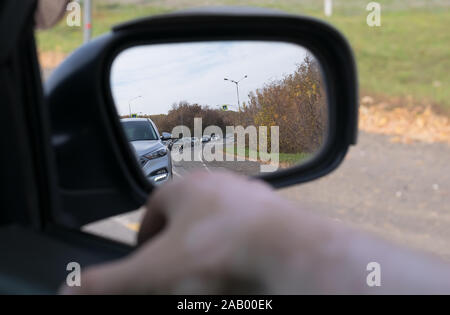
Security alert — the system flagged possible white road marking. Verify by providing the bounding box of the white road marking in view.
[197,145,212,173]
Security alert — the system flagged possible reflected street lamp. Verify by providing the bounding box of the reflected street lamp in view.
[129,95,142,117]
[224,75,247,111]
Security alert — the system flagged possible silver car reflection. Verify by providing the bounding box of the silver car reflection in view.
[121,118,172,185]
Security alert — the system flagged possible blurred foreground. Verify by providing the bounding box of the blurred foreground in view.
[85,131,450,263]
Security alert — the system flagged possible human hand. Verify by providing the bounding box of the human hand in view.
[61,171,450,295]
[61,171,313,294]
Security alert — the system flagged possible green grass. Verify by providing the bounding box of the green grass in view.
[278,151,311,165]
[327,9,450,111]
[36,3,170,53]
[224,144,310,166]
[36,0,450,111]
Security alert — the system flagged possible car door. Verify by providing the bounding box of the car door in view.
[0,0,131,294]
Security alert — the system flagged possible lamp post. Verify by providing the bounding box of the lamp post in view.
[129,95,142,117]
[324,0,333,17]
[84,0,92,43]
[224,75,247,111]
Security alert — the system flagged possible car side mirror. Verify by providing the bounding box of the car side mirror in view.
[161,132,172,141]
[45,7,358,228]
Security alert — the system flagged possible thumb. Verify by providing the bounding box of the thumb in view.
[137,204,167,245]
[59,234,173,295]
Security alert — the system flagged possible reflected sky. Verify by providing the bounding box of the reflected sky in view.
[111,41,308,115]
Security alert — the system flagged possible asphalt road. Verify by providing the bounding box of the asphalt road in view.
[171,138,261,178]
[281,132,450,261]
[84,132,450,261]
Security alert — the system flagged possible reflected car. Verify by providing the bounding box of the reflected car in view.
[191,137,200,146]
[180,137,199,147]
[201,135,211,143]
[121,118,172,185]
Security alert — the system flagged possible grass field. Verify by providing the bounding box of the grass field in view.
[224,144,310,166]
[36,0,450,111]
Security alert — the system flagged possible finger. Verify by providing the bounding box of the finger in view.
[137,171,231,244]
[60,234,178,295]
[137,200,166,245]
[137,176,189,244]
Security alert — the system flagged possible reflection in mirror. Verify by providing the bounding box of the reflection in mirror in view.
[110,41,328,186]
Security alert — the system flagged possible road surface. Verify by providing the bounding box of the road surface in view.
[84,132,450,261]
[170,137,261,178]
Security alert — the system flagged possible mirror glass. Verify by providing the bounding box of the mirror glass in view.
[110,41,328,185]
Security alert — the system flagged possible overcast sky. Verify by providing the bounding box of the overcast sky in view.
[110,41,310,116]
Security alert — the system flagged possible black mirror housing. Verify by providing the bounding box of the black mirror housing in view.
[45,7,358,228]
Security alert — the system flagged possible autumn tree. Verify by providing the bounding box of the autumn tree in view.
[240,55,327,153]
